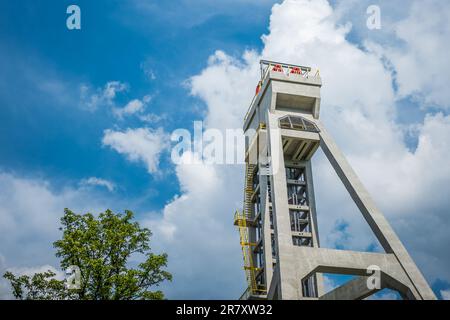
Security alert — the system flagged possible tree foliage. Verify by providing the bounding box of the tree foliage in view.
[3,209,172,300]
[3,270,72,300]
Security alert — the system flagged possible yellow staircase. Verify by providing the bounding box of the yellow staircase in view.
[234,164,266,296]
[244,164,256,218]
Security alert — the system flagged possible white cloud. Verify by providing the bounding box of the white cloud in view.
[102,127,169,174]
[117,99,144,116]
[140,61,157,81]
[147,0,450,298]
[6,265,64,279]
[139,51,261,298]
[0,172,111,261]
[0,255,12,299]
[0,262,64,299]
[332,0,450,109]
[138,113,167,124]
[1,261,67,300]
[373,0,450,108]
[80,81,128,111]
[80,81,158,120]
[80,177,116,192]
[322,275,339,293]
[0,172,116,299]
[441,290,450,300]
[189,50,259,130]
[143,151,245,298]
[1,0,447,301]
[261,0,450,281]
[113,95,153,119]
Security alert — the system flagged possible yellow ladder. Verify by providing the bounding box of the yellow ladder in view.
[244,164,256,218]
[235,210,261,294]
[234,163,266,296]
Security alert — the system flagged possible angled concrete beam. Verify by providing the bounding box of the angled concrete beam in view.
[294,247,407,281]
[319,276,378,300]
[319,273,416,300]
[315,121,436,300]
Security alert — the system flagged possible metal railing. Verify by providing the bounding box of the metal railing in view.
[259,59,313,79]
[244,60,320,122]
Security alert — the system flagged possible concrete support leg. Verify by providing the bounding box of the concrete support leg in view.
[319,277,378,300]
[316,121,436,300]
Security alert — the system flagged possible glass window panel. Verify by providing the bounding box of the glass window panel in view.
[278,116,319,133]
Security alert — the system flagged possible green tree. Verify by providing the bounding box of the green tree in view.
[3,209,172,300]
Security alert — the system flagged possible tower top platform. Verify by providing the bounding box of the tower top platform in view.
[244,60,322,131]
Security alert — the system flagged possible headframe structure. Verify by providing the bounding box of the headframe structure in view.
[234,60,436,300]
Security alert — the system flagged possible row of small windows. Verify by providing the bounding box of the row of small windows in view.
[286,166,313,248]
[251,165,312,270]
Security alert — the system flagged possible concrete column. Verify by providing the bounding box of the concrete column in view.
[259,163,274,289]
[304,161,324,296]
[267,111,300,299]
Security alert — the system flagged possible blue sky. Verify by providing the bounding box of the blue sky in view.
[1,0,450,300]
[0,0,278,299]
[0,0,274,211]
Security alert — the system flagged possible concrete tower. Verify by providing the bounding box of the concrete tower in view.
[234,60,436,300]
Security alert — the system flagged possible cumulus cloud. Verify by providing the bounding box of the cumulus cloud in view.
[0,262,65,299]
[137,50,262,298]
[114,95,152,119]
[5,264,65,279]
[189,50,259,130]
[263,0,450,282]
[147,0,450,299]
[80,81,128,111]
[102,127,169,174]
[0,172,116,299]
[80,80,159,121]
[0,172,112,262]
[80,177,116,192]
[332,0,450,109]
[138,113,167,124]
[373,0,450,108]
[0,255,11,299]
[143,151,245,298]
[5,0,446,301]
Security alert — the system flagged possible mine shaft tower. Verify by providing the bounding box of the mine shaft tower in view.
[234,60,436,300]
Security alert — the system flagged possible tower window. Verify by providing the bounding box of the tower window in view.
[279,115,319,133]
[287,185,308,206]
[271,234,277,258]
[286,167,305,182]
[292,236,312,247]
[269,207,274,230]
[289,210,310,233]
